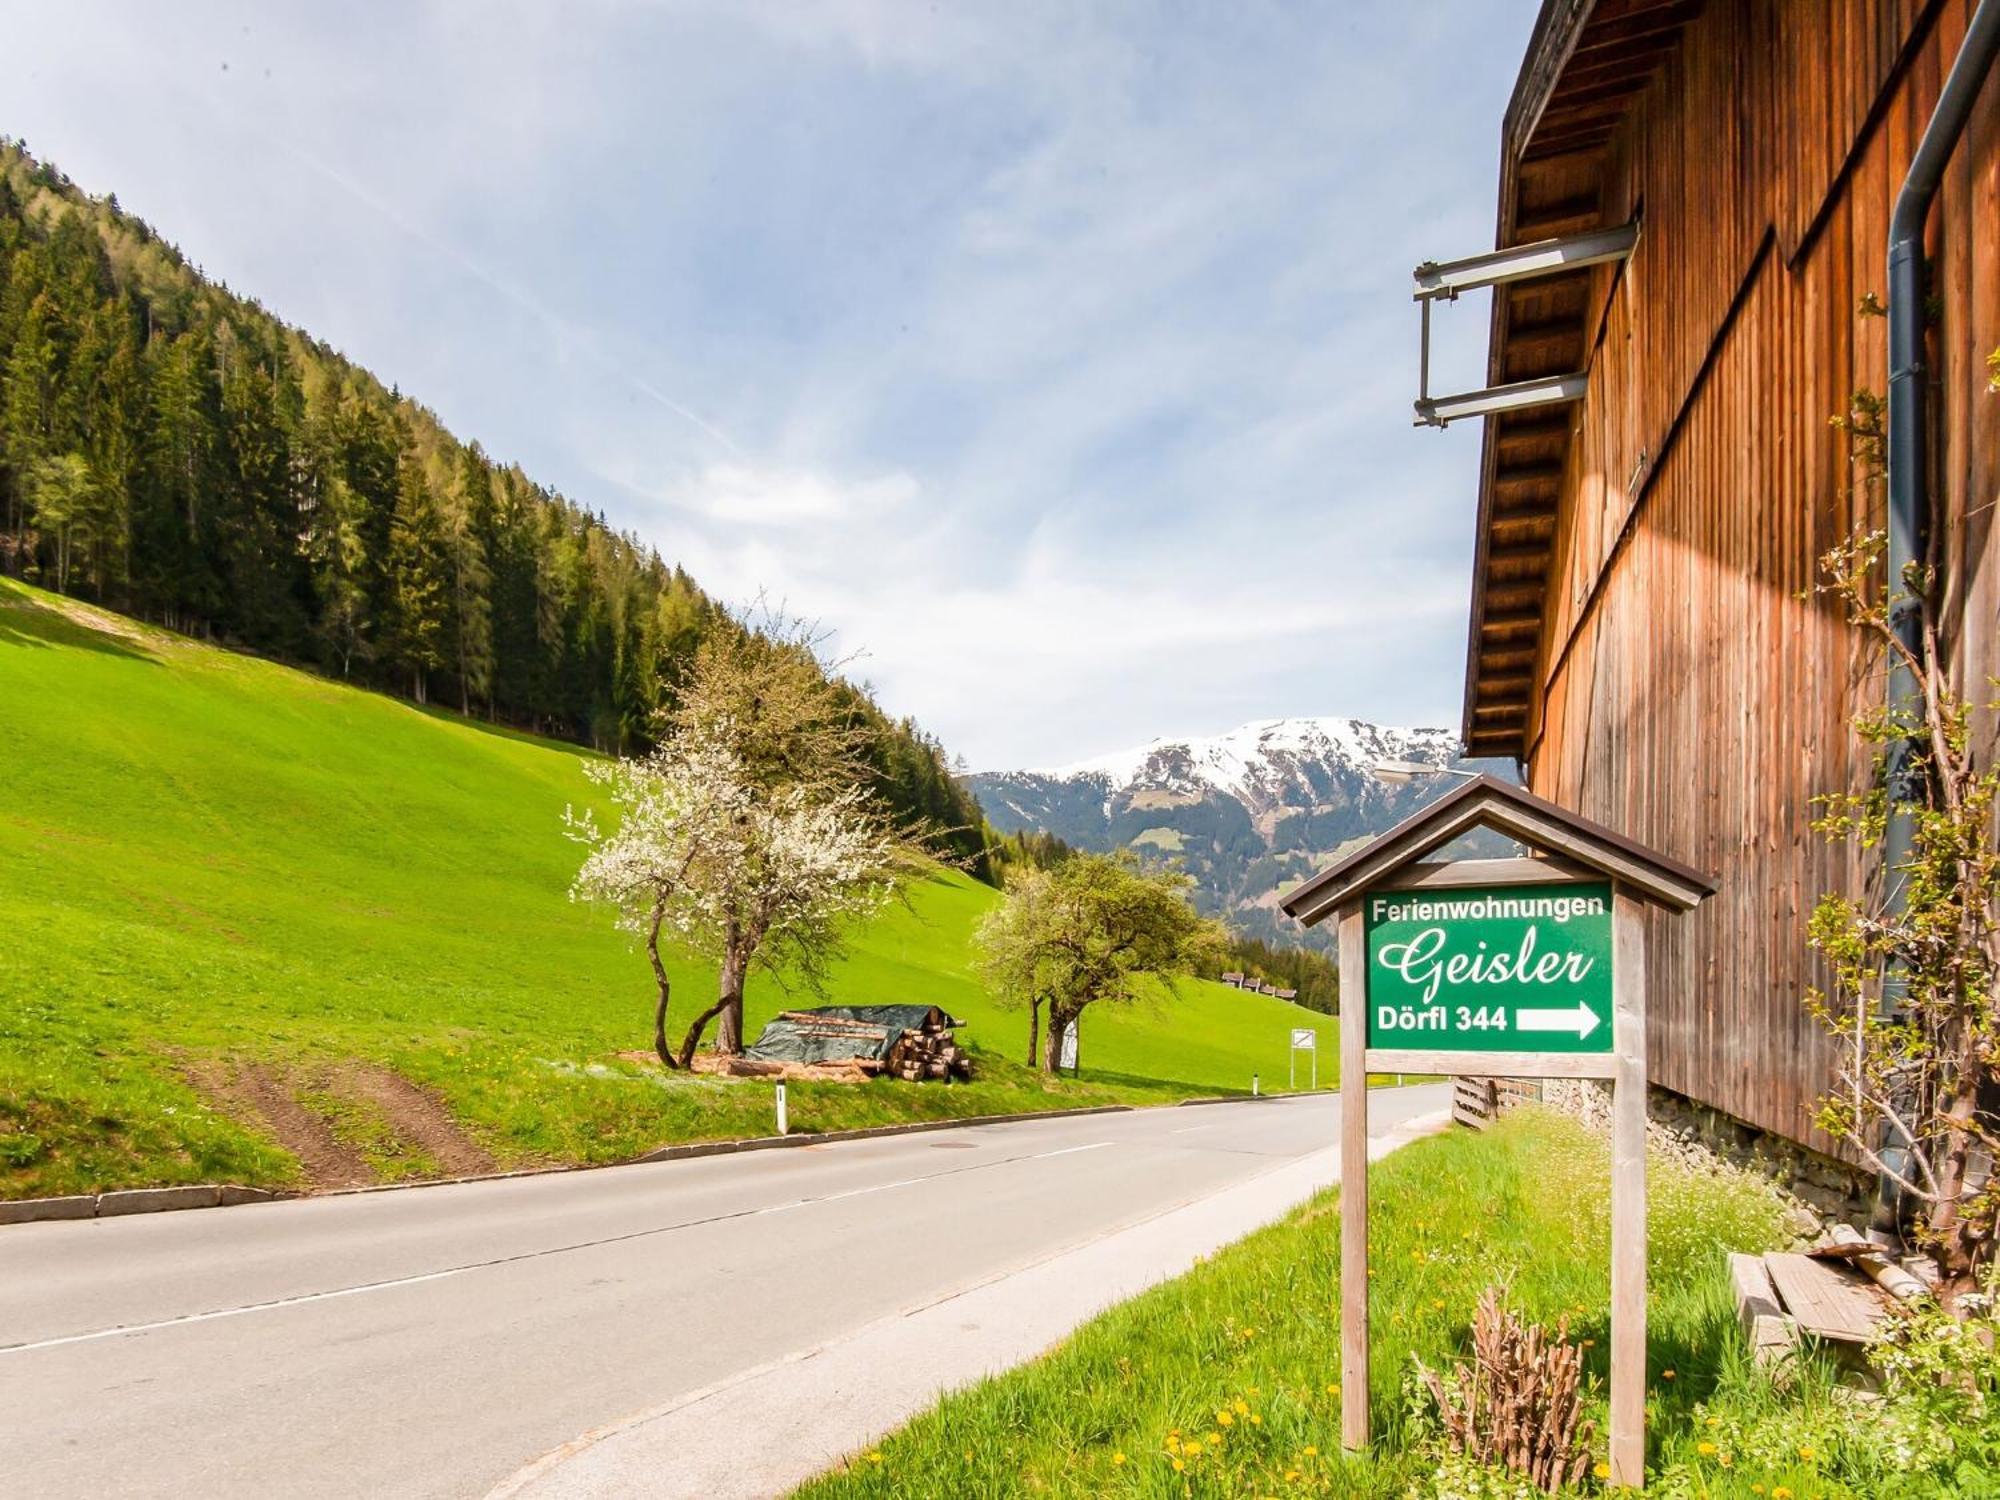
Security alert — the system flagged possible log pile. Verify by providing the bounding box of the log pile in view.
[881,1022,971,1083]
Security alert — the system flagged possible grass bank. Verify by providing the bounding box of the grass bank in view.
[795,1108,1986,1499]
[0,580,1339,1199]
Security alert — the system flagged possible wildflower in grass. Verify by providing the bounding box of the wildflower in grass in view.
[1662,1368,1676,1380]
[1796,1446,1813,1461]
[1302,1446,1317,1457]
[1249,1413,1262,1426]
[1233,1398,1249,1416]
[1217,1410,1234,1427]
[1206,1432,1222,1446]
[1172,1458,1185,1473]
[1773,1488,1793,1500]
[1718,1452,1733,1468]
[1594,1462,1611,1480]
[1697,1442,1717,1456]
[1431,1297,1445,1309]
[866,1451,883,1465]
[1112,1453,1126,1466]
[1326,1383,1340,1396]
[1285,1469,1301,1483]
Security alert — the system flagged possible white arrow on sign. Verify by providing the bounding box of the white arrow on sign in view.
[1515,1003,1601,1040]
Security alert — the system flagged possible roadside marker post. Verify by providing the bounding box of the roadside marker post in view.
[1279,777,1714,1490]
[775,1083,788,1137]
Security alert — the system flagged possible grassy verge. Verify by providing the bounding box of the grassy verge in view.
[0,579,1344,1198]
[792,1108,1962,1499]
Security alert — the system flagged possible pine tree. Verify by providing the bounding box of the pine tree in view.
[449,442,495,713]
[386,451,452,703]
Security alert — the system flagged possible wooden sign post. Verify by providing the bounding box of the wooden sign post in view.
[1280,777,1713,1490]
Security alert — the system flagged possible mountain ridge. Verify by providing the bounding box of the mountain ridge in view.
[969,716,1508,947]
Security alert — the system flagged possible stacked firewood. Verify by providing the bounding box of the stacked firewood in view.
[883,1025,971,1082]
[1415,1288,1595,1493]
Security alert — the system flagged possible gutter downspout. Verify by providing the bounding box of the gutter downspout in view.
[1873,0,2000,1244]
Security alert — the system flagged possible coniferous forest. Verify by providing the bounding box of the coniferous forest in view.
[0,140,990,872]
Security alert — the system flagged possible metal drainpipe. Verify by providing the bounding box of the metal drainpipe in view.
[1872,0,2000,1243]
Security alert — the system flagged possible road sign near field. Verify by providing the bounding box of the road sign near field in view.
[1277,776,1716,1491]
[1290,1027,1317,1050]
[1364,881,1613,1052]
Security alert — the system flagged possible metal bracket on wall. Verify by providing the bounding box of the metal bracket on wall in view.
[1413,222,1637,429]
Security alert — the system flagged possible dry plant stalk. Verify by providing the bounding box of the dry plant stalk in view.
[1416,1287,1596,1493]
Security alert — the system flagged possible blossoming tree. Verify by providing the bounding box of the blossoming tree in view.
[567,617,930,1068]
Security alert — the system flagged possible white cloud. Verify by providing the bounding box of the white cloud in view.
[0,0,1534,768]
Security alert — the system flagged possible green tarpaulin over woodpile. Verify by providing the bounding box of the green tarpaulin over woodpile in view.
[743,1005,965,1065]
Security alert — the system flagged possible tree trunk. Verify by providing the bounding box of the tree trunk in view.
[715,941,747,1055]
[646,903,680,1070]
[1025,996,1042,1069]
[675,995,729,1070]
[1929,1070,1981,1276]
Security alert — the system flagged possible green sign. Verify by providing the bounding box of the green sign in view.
[1364,881,1613,1052]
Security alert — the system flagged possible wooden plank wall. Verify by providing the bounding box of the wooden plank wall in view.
[1521,0,2000,1154]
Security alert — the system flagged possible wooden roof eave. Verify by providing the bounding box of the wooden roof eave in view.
[1461,0,1700,763]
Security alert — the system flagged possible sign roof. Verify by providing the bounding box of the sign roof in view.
[1279,774,1715,926]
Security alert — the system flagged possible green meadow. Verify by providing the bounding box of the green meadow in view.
[0,579,1338,1199]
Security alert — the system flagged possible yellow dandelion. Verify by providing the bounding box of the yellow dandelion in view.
[1233,1398,1249,1416]
[1172,1458,1186,1473]
[1697,1442,1717,1457]
[1773,1488,1793,1500]
[1797,1446,1814,1461]
[1207,1432,1222,1447]
[1326,1383,1340,1396]
[1303,1446,1318,1457]
[1112,1453,1126,1467]
[1706,1416,1721,1429]
[1431,1298,1446,1310]
[866,1451,883,1465]
[1285,1470,1301,1483]
[1249,1413,1262,1426]
[1594,1462,1611,1480]
[1216,1410,1234,1427]
[1751,1486,1765,1496]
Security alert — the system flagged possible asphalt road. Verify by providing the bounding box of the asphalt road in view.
[3,1085,1448,1499]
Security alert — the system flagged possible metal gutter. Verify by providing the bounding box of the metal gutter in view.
[1874,0,2000,1242]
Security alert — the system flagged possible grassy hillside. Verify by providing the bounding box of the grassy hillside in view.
[0,580,1337,1199]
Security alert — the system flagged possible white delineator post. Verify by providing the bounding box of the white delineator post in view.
[1609,890,1648,1486]
[1338,903,1369,1452]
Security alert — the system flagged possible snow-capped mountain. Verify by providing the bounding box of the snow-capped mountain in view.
[968,717,1510,947]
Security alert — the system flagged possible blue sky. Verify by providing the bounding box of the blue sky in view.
[3,1,1536,769]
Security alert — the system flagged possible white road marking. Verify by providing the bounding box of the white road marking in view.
[5,1139,1121,1355]
[2,1266,475,1355]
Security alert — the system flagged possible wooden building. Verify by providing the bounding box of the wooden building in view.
[1455,0,1999,1155]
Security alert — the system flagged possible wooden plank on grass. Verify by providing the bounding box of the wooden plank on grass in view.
[1764,1252,1890,1343]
